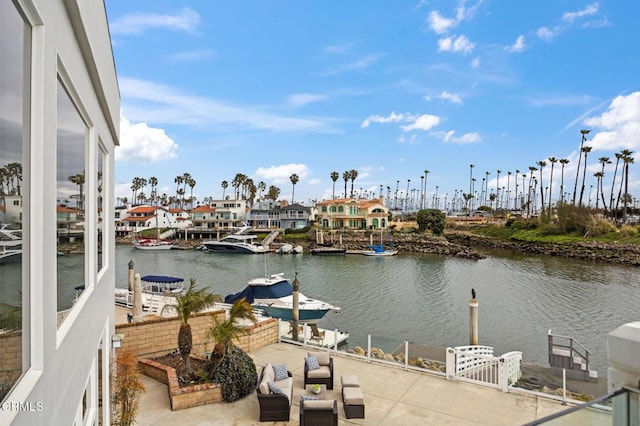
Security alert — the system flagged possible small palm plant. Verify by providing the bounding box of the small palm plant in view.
[163,278,221,374]
[207,298,257,359]
[205,299,258,402]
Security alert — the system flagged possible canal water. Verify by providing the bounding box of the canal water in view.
[113,246,640,375]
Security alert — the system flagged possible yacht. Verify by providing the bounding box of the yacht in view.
[224,273,340,322]
[0,225,22,263]
[201,226,267,254]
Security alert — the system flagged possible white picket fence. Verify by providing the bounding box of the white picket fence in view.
[446,345,522,392]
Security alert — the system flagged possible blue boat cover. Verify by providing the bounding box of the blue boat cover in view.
[366,244,385,252]
[141,275,184,284]
[224,279,293,304]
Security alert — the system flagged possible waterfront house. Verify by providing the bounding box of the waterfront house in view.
[246,200,281,229]
[315,197,390,229]
[280,203,311,229]
[191,199,249,229]
[0,0,119,424]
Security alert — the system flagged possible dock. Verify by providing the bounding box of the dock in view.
[278,321,350,349]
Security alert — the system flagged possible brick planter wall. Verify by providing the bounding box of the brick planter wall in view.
[139,357,223,411]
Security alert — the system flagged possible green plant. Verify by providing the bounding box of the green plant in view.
[584,215,616,237]
[206,299,256,359]
[162,278,221,374]
[209,346,257,402]
[416,209,446,235]
[112,348,146,426]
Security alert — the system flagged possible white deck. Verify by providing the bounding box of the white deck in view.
[278,321,350,349]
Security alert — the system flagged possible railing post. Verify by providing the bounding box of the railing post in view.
[498,357,507,392]
[446,347,456,381]
[367,335,372,363]
[562,368,567,405]
[334,329,338,352]
[404,341,409,370]
[277,318,281,343]
[303,323,308,345]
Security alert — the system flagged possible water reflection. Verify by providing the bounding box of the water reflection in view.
[113,246,640,374]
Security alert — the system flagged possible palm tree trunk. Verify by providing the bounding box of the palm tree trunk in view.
[578,152,589,207]
[178,323,193,373]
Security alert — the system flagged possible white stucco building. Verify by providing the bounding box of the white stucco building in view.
[0,0,119,424]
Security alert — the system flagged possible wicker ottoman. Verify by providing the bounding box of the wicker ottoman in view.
[342,386,365,419]
[341,374,360,388]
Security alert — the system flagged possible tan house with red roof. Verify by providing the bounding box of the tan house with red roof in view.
[315,197,390,229]
[115,204,191,235]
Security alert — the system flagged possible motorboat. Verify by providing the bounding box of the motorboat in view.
[114,275,184,309]
[132,236,174,250]
[223,273,340,322]
[361,244,398,256]
[202,226,267,254]
[0,225,22,263]
[310,246,346,256]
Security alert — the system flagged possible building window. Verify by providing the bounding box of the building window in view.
[338,206,344,213]
[321,206,327,212]
[0,0,29,402]
[56,76,88,327]
[97,145,105,274]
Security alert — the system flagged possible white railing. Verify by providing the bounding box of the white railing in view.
[446,345,522,392]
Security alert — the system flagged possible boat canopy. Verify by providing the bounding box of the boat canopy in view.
[141,275,184,284]
[224,279,293,304]
[366,244,385,253]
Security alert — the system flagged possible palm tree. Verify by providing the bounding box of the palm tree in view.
[289,173,299,203]
[68,172,86,210]
[469,165,475,205]
[547,157,557,211]
[206,299,257,359]
[267,185,280,201]
[495,170,501,208]
[622,151,635,222]
[559,159,569,203]
[610,152,623,215]
[329,171,339,200]
[573,130,590,205]
[527,166,537,215]
[513,170,519,210]
[257,181,266,201]
[175,175,184,202]
[349,169,358,198]
[423,170,430,209]
[221,180,229,199]
[598,157,611,211]
[594,172,604,209]
[187,177,196,209]
[506,171,512,210]
[342,171,350,198]
[163,278,221,373]
[536,161,546,215]
[578,146,592,207]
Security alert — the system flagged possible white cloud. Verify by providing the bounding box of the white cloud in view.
[287,93,329,108]
[115,113,178,163]
[119,77,332,133]
[427,11,456,34]
[308,178,322,185]
[439,91,463,104]
[470,57,480,68]
[438,35,475,54]
[537,26,559,41]
[322,42,356,55]
[584,92,640,152]
[563,2,599,23]
[321,54,382,76]
[167,49,213,63]
[254,164,310,185]
[109,7,200,35]
[361,111,407,128]
[401,114,441,132]
[442,130,481,144]
[507,35,526,53]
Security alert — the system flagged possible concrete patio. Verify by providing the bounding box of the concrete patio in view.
[136,343,574,425]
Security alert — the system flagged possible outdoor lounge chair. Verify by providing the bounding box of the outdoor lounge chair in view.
[256,363,293,422]
[299,399,338,426]
[309,324,326,345]
[304,351,334,390]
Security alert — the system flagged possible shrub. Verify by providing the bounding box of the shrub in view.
[209,346,257,402]
[113,348,146,426]
[584,215,616,237]
[284,226,310,234]
[554,203,590,234]
[416,209,446,235]
[619,225,638,238]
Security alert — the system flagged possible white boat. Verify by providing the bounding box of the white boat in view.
[132,236,174,250]
[223,273,340,322]
[0,225,22,263]
[114,275,185,312]
[362,229,398,256]
[202,226,267,254]
[361,244,398,256]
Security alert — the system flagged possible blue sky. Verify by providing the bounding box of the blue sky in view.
[105,1,640,209]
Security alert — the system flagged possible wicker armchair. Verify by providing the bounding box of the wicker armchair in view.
[304,351,334,390]
[299,399,338,426]
[256,365,293,422]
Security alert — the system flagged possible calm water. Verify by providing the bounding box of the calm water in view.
[111,246,640,375]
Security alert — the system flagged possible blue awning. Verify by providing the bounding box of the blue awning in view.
[141,275,184,284]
